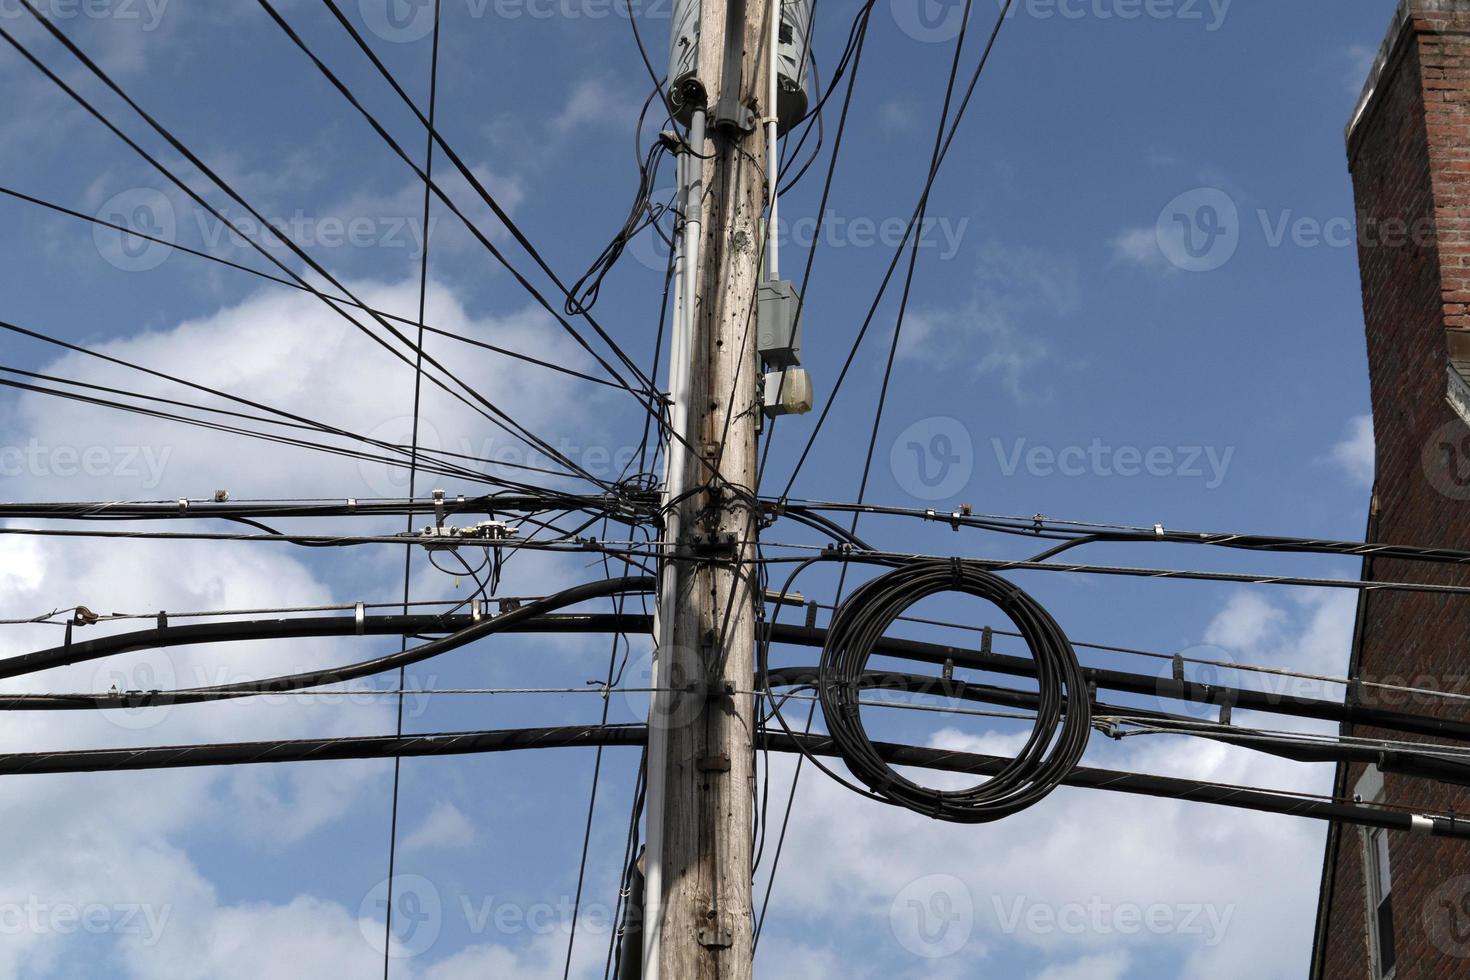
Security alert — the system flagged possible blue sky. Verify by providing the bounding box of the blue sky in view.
[0,0,1405,977]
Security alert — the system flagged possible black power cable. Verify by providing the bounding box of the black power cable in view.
[818,560,1089,823]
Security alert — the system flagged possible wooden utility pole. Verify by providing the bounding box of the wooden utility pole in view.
[643,0,770,976]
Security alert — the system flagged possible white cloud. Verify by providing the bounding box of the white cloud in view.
[877,99,918,135]
[1203,591,1289,653]
[1036,951,1130,980]
[1329,414,1375,487]
[4,278,607,501]
[551,78,640,136]
[899,243,1077,403]
[403,801,477,852]
[0,275,621,977]
[753,586,1354,980]
[1345,44,1377,94]
[1110,226,1167,271]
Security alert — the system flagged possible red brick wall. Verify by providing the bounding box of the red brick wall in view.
[1318,3,1470,978]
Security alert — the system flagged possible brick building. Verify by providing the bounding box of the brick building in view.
[1310,1,1470,977]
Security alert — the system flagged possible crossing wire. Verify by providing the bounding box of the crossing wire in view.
[2,6,614,495]
[383,4,442,975]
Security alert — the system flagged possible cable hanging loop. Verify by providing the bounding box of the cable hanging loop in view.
[816,559,1090,824]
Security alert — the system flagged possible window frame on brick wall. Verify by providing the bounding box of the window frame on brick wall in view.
[1356,766,1396,980]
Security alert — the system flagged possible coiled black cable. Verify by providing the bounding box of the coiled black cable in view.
[818,559,1090,823]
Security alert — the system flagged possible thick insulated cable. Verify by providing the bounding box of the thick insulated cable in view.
[818,560,1090,823]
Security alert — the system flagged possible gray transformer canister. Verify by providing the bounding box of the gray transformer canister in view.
[666,0,813,135]
[774,0,813,133]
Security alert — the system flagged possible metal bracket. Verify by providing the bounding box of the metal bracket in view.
[697,910,735,948]
[696,753,731,773]
[686,532,738,557]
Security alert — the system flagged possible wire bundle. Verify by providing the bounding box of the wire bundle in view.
[818,559,1090,823]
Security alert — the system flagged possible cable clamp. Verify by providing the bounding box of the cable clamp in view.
[1171,654,1185,683]
[157,611,168,630]
[177,498,189,513]
[355,602,365,635]
[1154,523,1165,537]
[347,498,357,512]
[432,489,447,528]
[980,626,993,657]
[1411,814,1434,835]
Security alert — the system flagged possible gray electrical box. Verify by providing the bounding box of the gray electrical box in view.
[758,279,803,369]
